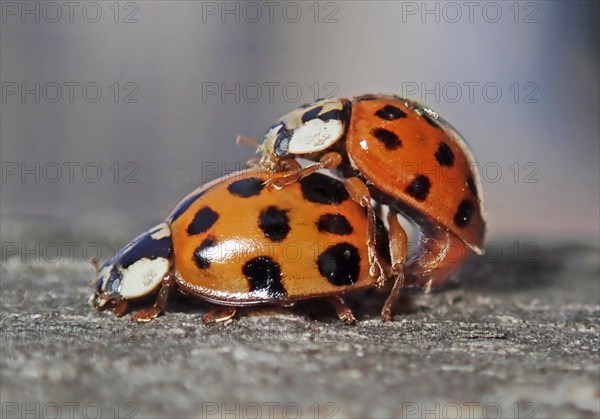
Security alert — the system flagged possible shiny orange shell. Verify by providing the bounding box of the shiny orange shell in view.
[346,97,485,251]
[258,95,486,254]
[168,168,385,305]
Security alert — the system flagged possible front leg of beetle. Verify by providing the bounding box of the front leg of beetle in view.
[90,292,128,316]
[203,306,237,324]
[264,152,343,190]
[327,296,357,325]
[381,209,408,322]
[344,176,386,286]
[131,272,176,323]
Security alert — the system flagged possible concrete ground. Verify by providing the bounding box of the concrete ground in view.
[1,243,599,418]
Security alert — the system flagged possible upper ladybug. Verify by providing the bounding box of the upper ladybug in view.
[255,94,486,293]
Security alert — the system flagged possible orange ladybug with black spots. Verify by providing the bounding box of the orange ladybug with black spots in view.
[90,168,395,324]
[252,94,485,317]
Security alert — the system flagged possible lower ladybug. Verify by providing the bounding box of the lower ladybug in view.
[89,168,396,324]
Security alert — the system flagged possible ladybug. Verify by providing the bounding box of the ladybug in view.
[246,94,485,318]
[89,168,395,324]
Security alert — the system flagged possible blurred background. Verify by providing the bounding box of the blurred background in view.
[1,0,598,253]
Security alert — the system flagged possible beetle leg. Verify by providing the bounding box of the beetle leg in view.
[406,228,470,291]
[381,209,408,322]
[263,158,303,189]
[112,299,129,317]
[131,272,176,323]
[344,177,386,286]
[203,307,237,324]
[264,152,343,190]
[328,296,357,325]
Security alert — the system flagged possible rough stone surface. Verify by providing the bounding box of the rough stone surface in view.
[1,244,599,418]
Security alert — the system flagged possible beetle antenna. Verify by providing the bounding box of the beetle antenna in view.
[236,135,260,151]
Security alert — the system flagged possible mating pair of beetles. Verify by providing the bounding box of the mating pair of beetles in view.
[89,94,486,324]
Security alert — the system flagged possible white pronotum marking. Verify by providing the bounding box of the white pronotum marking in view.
[118,257,169,299]
[288,119,343,154]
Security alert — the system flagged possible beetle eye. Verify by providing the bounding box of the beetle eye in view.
[105,268,122,295]
[265,122,291,158]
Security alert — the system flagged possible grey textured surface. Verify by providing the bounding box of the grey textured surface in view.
[1,244,599,419]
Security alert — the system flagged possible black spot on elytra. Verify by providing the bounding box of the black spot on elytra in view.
[317,243,361,286]
[371,128,401,150]
[301,106,323,123]
[434,142,455,167]
[454,200,474,228]
[193,237,217,269]
[405,175,431,202]
[259,206,291,242]
[167,190,207,223]
[467,175,478,198]
[300,173,349,205]
[227,177,265,198]
[187,206,219,235]
[243,256,286,299]
[317,214,353,235]
[375,105,407,121]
